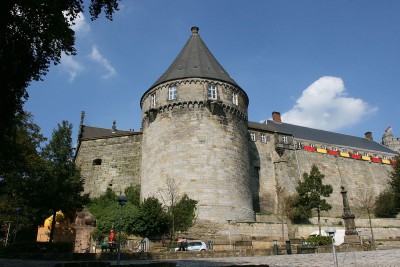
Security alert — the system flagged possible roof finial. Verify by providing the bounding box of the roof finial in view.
[191,26,199,35]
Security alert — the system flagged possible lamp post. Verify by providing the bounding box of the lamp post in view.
[227,220,232,250]
[325,227,338,267]
[13,207,22,244]
[117,195,127,267]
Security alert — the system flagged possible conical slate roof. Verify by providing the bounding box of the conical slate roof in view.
[150,26,241,90]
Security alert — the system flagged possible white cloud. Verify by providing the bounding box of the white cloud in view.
[89,46,117,79]
[60,53,84,82]
[65,12,91,37]
[280,76,377,131]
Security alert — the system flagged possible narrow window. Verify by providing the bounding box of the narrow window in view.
[168,86,177,100]
[321,145,327,150]
[232,92,238,105]
[282,136,288,144]
[151,93,156,107]
[261,134,266,143]
[309,143,315,148]
[250,132,256,141]
[332,147,338,151]
[208,84,217,99]
[93,159,102,166]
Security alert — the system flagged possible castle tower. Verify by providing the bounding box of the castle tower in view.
[140,27,254,223]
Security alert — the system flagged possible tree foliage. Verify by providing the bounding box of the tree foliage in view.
[374,188,397,218]
[34,121,89,242]
[0,0,120,158]
[388,156,400,213]
[0,113,46,241]
[292,165,333,228]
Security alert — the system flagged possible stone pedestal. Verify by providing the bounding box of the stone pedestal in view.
[341,186,359,243]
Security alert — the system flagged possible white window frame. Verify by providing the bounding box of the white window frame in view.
[261,134,266,143]
[250,132,256,141]
[282,136,288,144]
[151,93,156,107]
[232,92,238,105]
[208,84,217,99]
[168,85,177,100]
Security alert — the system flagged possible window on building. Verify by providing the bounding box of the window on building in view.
[321,145,327,150]
[151,93,156,107]
[93,159,102,166]
[363,152,369,156]
[332,147,338,152]
[309,143,315,148]
[282,136,288,144]
[353,151,359,155]
[250,132,256,141]
[343,149,348,153]
[383,156,388,160]
[261,134,266,143]
[232,92,238,105]
[168,85,177,100]
[296,142,303,149]
[208,84,217,99]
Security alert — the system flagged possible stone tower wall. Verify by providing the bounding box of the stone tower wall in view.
[75,134,142,198]
[140,79,254,223]
[249,130,393,217]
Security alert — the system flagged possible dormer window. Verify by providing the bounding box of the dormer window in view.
[168,85,177,100]
[232,92,238,105]
[151,93,157,107]
[208,84,217,99]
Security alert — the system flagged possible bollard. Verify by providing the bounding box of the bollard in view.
[285,240,292,255]
[273,240,278,255]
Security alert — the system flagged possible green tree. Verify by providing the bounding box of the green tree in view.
[388,155,400,214]
[0,112,46,241]
[87,188,139,241]
[37,121,89,242]
[133,197,170,238]
[374,188,397,218]
[0,0,119,158]
[172,194,198,233]
[294,165,333,235]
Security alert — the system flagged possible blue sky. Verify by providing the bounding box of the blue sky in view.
[26,0,400,146]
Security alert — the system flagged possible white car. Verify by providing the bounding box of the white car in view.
[175,241,208,251]
[187,241,208,251]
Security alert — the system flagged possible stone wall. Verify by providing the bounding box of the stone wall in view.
[75,134,142,198]
[249,130,394,217]
[141,79,253,223]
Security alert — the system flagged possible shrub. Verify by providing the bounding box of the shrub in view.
[305,236,332,247]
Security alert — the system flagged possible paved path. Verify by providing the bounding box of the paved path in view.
[0,248,399,267]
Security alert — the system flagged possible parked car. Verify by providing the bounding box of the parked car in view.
[175,241,208,251]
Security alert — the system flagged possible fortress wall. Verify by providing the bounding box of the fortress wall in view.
[75,134,142,198]
[249,130,393,217]
[141,81,253,223]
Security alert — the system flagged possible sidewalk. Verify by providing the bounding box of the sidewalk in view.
[0,248,399,267]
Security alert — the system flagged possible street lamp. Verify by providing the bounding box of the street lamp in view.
[325,227,338,267]
[117,195,127,266]
[13,207,22,244]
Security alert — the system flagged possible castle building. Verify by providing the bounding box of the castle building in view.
[75,27,397,227]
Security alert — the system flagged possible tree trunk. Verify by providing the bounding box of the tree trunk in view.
[368,212,375,248]
[317,207,321,236]
[49,210,57,243]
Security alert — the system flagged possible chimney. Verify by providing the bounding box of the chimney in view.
[272,111,282,123]
[365,131,373,141]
